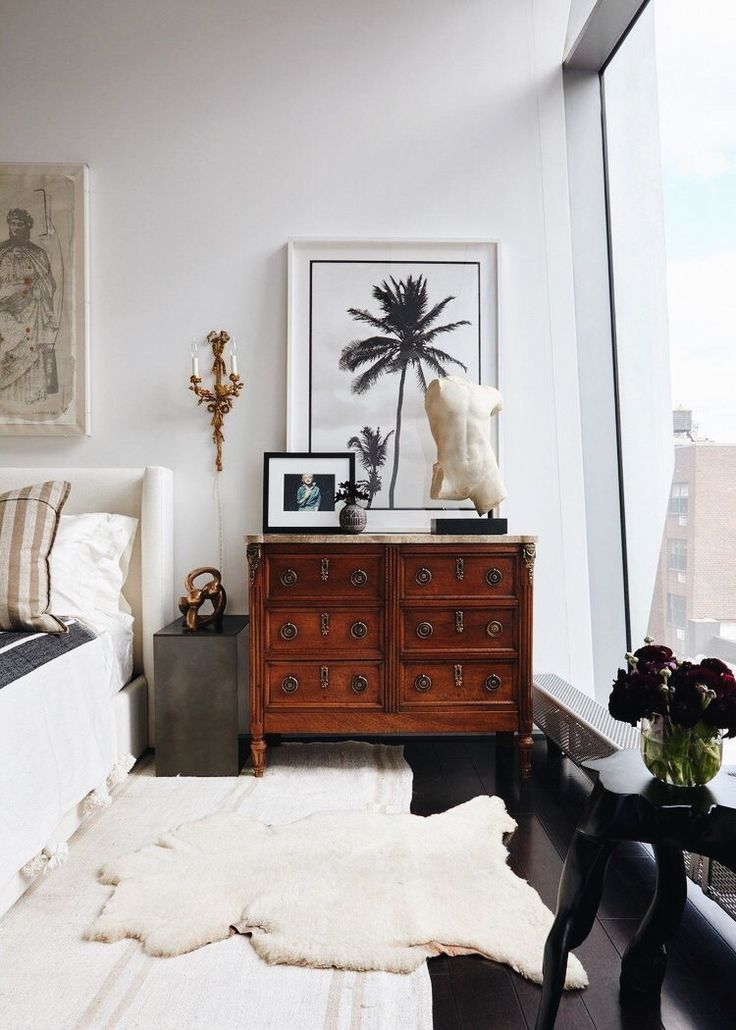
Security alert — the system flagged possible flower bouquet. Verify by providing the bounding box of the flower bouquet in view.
[608,638,736,786]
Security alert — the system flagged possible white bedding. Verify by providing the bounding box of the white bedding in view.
[0,626,127,890]
[89,617,134,694]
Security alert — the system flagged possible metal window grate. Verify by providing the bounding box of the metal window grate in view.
[534,673,638,766]
[533,674,736,919]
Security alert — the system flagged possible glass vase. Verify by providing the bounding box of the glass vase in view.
[640,715,723,787]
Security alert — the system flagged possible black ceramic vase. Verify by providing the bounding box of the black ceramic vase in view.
[339,503,367,534]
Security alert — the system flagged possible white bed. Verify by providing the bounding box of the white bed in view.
[0,466,173,917]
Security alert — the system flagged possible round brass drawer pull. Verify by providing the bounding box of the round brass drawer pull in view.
[416,621,434,639]
[280,569,298,587]
[414,674,432,693]
[484,674,502,692]
[351,569,368,587]
[485,568,503,586]
[414,567,432,586]
[281,676,299,694]
[350,621,368,639]
[486,620,503,638]
[351,675,368,694]
[280,621,298,641]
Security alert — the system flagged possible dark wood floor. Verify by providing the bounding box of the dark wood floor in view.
[398,735,736,1030]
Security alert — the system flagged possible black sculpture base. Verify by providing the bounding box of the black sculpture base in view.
[433,517,508,535]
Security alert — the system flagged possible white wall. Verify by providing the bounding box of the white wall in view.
[0,0,593,686]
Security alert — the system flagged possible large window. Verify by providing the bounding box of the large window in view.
[602,1,736,663]
[564,0,734,696]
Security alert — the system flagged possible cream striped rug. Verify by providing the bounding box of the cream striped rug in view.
[0,742,433,1030]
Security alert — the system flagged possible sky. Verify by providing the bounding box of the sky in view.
[655,0,736,442]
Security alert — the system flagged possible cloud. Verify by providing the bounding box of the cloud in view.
[667,251,736,442]
[655,0,736,179]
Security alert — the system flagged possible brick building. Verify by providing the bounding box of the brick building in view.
[649,420,736,657]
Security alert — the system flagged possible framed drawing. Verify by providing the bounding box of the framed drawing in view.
[287,238,499,532]
[263,451,356,533]
[0,164,89,436]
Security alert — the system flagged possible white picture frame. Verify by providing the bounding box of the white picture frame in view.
[0,163,90,436]
[287,238,500,532]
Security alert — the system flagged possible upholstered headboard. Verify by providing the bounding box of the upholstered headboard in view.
[0,467,174,694]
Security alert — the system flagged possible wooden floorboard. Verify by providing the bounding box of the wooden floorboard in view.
[292,733,734,1027]
[402,736,736,1030]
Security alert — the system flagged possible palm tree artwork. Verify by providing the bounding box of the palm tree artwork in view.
[339,275,470,508]
[346,426,394,508]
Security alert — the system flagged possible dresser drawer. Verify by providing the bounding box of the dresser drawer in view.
[266,551,384,601]
[400,660,517,707]
[401,552,518,600]
[402,607,517,653]
[266,662,384,708]
[266,607,383,654]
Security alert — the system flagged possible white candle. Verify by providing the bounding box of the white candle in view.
[230,338,238,377]
[191,337,199,378]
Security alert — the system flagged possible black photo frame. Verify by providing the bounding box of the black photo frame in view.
[263,451,356,533]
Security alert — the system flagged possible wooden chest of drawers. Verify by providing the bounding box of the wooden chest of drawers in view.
[246,534,536,777]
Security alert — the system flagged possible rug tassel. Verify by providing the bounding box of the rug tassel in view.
[43,841,69,872]
[21,754,135,882]
[106,753,135,789]
[83,752,135,814]
[81,787,112,815]
[20,852,48,879]
[20,842,69,879]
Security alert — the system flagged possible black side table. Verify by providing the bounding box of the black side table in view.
[535,748,736,1029]
[153,615,249,776]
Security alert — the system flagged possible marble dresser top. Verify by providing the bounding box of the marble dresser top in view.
[246,533,537,544]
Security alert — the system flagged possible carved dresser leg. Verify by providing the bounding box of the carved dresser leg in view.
[519,735,533,778]
[251,737,266,777]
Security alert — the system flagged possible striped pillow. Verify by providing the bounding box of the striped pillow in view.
[0,480,71,633]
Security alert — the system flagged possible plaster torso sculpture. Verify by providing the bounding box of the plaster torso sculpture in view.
[425,376,507,515]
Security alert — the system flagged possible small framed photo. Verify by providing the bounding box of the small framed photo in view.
[263,452,356,533]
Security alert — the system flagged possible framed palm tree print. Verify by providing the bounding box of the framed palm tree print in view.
[287,238,500,532]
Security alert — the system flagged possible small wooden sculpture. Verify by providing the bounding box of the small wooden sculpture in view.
[178,567,227,631]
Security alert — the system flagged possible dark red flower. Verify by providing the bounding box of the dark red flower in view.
[700,657,736,683]
[633,644,677,673]
[667,669,704,728]
[608,668,667,726]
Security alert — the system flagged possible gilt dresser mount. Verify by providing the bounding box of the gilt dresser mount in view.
[246,534,536,778]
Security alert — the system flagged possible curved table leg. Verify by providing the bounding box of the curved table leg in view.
[620,844,686,996]
[534,830,615,1030]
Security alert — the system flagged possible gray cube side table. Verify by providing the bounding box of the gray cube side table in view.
[153,614,249,776]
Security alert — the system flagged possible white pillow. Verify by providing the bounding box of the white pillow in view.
[49,513,139,630]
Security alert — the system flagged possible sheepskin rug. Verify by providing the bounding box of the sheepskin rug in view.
[87,794,586,989]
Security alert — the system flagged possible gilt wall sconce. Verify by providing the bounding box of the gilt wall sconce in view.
[189,329,244,472]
